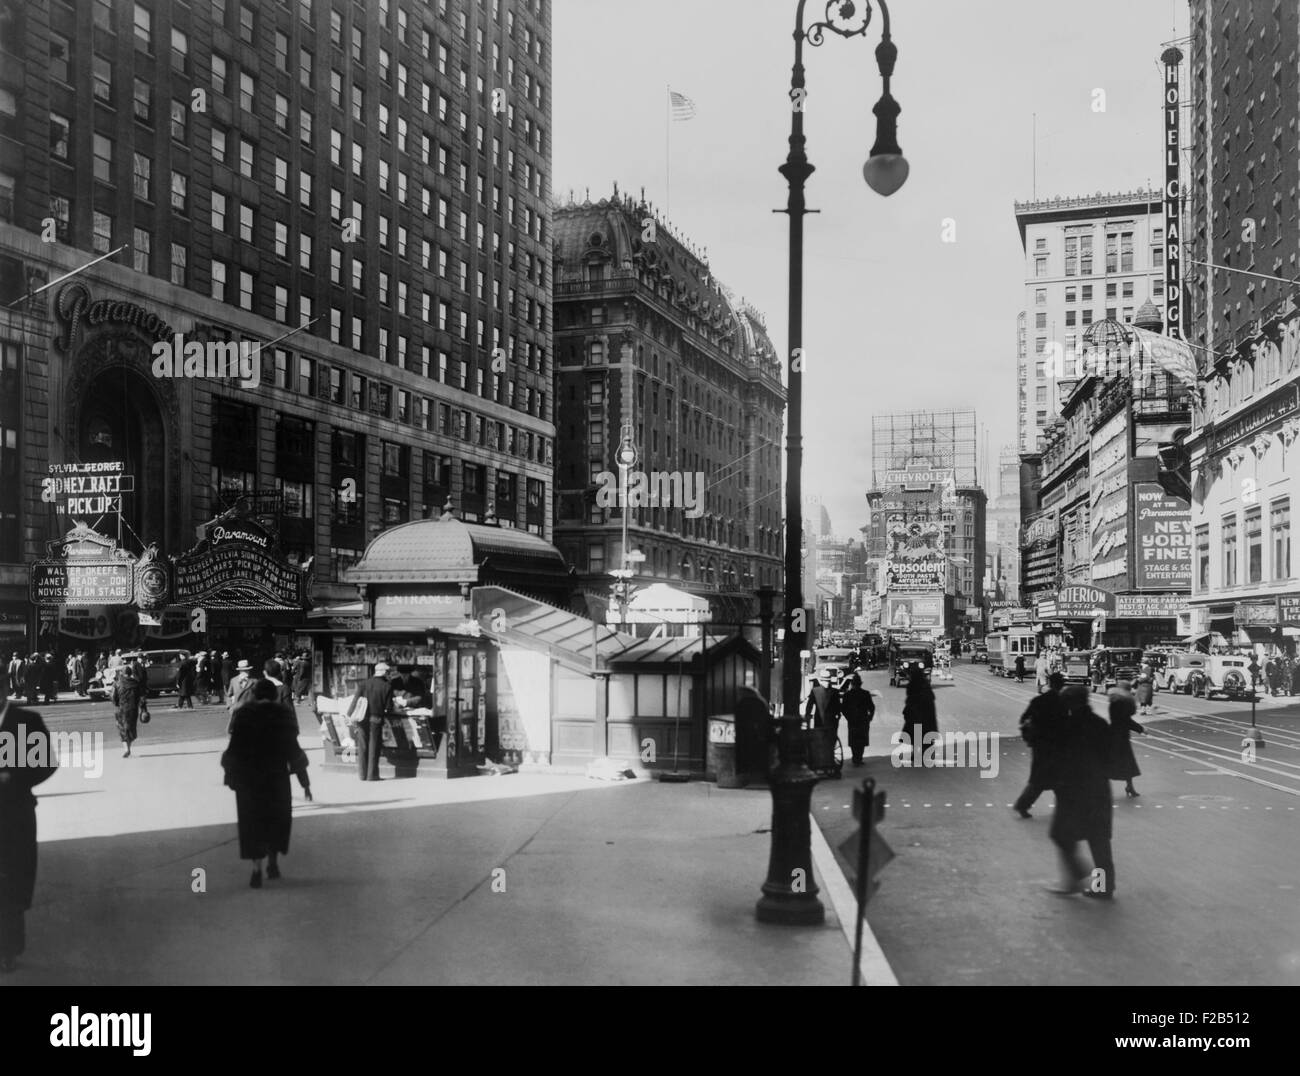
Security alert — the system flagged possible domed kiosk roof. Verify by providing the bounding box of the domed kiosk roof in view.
[345,514,570,586]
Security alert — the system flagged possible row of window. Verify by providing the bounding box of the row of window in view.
[1196,499,1291,590]
[1032,229,1164,278]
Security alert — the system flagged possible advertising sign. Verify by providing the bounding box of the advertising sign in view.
[1161,45,1183,339]
[886,556,946,592]
[1039,585,1116,620]
[1132,484,1192,590]
[1234,600,1279,627]
[1280,595,1300,626]
[886,594,944,633]
[1115,594,1187,619]
[172,515,311,610]
[881,468,955,490]
[30,562,133,605]
[40,461,134,518]
[1090,409,1130,588]
[1022,509,1059,549]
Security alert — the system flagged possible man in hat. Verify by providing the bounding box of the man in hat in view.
[220,652,234,697]
[348,662,395,782]
[226,659,257,726]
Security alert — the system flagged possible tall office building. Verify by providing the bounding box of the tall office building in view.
[551,190,786,627]
[1014,190,1166,453]
[0,0,553,655]
[1185,0,1300,644]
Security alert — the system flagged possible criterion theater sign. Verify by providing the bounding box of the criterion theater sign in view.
[1036,584,1116,621]
[29,524,137,606]
[173,514,312,610]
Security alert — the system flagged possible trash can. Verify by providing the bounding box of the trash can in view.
[707,716,741,788]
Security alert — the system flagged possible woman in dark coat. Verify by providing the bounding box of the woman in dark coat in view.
[174,655,197,709]
[0,701,57,972]
[1013,653,1026,683]
[222,678,312,888]
[841,674,876,767]
[1049,686,1117,898]
[1107,681,1145,798]
[112,658,145,757]
[1134,662,1155,715]
[291,652,311,702]
[901,668,938,762]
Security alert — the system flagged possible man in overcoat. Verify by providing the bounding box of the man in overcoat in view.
[0,700,57,972]
[1014,671,1067,817]
[348,661,394,781]
[1047,685,1117,899]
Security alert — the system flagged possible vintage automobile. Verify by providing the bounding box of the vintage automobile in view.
[1060,650,1094,685]
[890,641,934,687]
[971,641,989,664]
[1160,651,1208,694]
[88,649,191,700]
[857,633,888,669]
[1090,647,1144,692]
[1189,654,1257,701]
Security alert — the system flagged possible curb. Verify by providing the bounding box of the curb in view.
[808,811,899,987]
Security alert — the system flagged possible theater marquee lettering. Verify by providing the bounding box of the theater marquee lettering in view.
[54,282,175,353]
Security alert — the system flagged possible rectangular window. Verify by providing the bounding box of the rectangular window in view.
[238,270,253,310]
[50,112,71,159]
[1195,525,1209,592]
[299,233,311,271]
[211,191,227,231]
[133,3,152,49]
[132,227,150,273]
[239,3,256,44]
[1222,515,1238,588]
[92,211,113,253]
[170,170,188,212]
[275,31,289,72]
[239,202,253,242]
[213,54,229,96]
[239,71,255,112]
[170,243,187,286]
[93,133,113,183]
[132,153,151,199]
[1246,507,1263,584]
[171,100,187,141]
[171,28,188,73]
[1272,499,1291,581]
[274,220,288,258]
[51,32,72,83]
[212,126,228,164]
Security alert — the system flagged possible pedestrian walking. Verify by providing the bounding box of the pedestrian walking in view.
[75,651,90,697]
[804,676,842,756]
[39,653,58,705]
[262,659,298,731]
[221,678,312,889]
[219,652,235,697]
[4,653,21,698]
[291,651,311,702]
[951,637,961,663]
[0,700,57,973]
[1107,680,1145,798]
[195,652,212,705]
[1014,670,1067,818]
[1013,652,1026,684]
[173,653,197,710]
[841,673,875,766]
[23,654,42,706]
[1134,662,1155,716]
[347,661,394,782]
[226,659,256,720]
[112,657,146,758]
[901,667,938,764]
[1045,685,1117,899]
[1034,650,1050,694]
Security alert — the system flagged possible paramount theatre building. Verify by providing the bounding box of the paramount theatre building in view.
[0,0,557,659]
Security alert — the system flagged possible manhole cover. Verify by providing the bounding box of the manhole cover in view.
[1178,794,1234,803]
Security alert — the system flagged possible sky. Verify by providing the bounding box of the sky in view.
[551,0,1189,539]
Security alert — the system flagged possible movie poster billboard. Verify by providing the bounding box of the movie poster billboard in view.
[886,593,944,633]
[1132,483,1192,591]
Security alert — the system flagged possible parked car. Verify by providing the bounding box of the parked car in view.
[1190,654,1256,700]
[890,641,934,687]
[88,649,191,700]
[1160,651,1207,694]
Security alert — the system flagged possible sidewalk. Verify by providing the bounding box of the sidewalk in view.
[13,737,861,986]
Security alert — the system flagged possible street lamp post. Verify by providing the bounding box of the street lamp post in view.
[759,0,907,927]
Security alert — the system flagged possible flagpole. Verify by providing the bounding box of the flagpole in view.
[666,84,671,222]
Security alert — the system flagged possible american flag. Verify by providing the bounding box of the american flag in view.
[1130,325,1199,385]
[669,90,696,121]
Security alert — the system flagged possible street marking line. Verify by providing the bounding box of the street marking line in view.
[808,812,899,988]
[1144,730,1300,779]
[1137,735,1300,797]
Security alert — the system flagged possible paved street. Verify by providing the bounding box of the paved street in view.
[813,662,1300,985]
[11,711,856,986]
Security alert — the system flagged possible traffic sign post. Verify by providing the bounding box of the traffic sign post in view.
[1246,656,1265,748]
[836,776,894,985]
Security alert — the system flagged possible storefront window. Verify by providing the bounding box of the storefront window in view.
[278,478,313,519]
